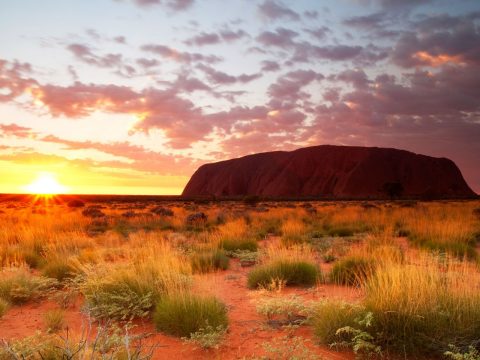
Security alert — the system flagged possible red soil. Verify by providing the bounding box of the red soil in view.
[0,258,359,359]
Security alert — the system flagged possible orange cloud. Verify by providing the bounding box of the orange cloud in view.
[412,51,465,67]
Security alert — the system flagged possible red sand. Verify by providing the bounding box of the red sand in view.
[0,258,359,359]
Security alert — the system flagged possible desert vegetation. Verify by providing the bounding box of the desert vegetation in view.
[0,197,479,359]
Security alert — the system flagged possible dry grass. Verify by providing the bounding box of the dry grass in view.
[0,199,479,358]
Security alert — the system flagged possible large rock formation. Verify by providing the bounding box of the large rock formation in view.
[182,145,476,199]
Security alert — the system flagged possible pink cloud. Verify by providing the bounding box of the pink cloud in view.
[258,1,300,22]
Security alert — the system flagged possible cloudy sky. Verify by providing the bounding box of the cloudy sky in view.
[0,0,479,194]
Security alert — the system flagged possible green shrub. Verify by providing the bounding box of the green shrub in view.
[0,272,57,305]
[332,312,382,358]
[22,250,44,269]
[247,261,319,289]
[311,300,365,345]
[83,278,154,321]
[256,295,310,326]
[220,238,258,252]
[190,249,229,273]
[184,325,227,349]
[153,293,228,337]
[445,345,480,360]
[364,262,480,355]
[330,256,376,286]
[42,259,77,282]
[0,323,155,359]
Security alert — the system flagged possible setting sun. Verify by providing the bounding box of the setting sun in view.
[25,173,68,195]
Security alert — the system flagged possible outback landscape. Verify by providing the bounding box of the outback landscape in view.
[1,0,480,359]
[0,195,479,359]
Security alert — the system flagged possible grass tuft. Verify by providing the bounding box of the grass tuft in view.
[247,261,319,289]
[43,309,65,333]
[153,293,228,337]
[190,249,229,273]
[330,256,376,286]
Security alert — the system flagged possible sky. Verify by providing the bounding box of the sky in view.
[0,0,479,195]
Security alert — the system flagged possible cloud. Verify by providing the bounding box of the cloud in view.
[67,43,124,69]
[0,123,35,138]
[40,134,195,174]
[261,60,281,72]
[268,70,324,104]
[197,64,262,85]
[256,27,299,49]
[141,44,222,64]
[184,29,248,46]
[304,26,330,40]
[258,0,300,22]
[123,0,194,11]
[136,58,160,68]
[0,59,36,102]
[392,14,480,67]
[172,73,211,92]
[336,69,370,89]
[256,28,387,65]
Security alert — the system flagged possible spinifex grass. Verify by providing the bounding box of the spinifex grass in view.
[247,244,320,289]
[364,255,480,354]
[153,292,228,338]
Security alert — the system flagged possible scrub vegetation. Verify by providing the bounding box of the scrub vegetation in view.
[0,197,479,359]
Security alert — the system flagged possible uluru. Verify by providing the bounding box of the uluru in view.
[182,145,476,199]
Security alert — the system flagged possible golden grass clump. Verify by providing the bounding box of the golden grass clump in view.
[281,217,306,244]
[363,254,480,355]
[403,202,480,259]
[247,244,320,289]
[214,218,258,251]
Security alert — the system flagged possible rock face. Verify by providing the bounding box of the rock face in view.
[182,145,476,199]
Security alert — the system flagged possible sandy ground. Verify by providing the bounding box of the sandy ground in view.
[0,233,366,359]
[0,258,362,359]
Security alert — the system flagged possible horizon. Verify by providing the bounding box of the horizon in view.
[1,0,479,195]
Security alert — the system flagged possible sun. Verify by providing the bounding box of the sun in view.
[25,172,68,195]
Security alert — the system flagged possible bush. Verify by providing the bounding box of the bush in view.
[312,300,365,345]
[42,259,77,282]
[82,276,154,321]
[151,206,174,217]
[186,212,208,227]
[220,238,258,252]
[247,261,319,289]
[153,293,228,337]
[184,325,227,349]
[0,272,57,305]
[82,207,105,218]
[22,250,44,269]
[330,256,376,286]
[0,323,155,359]
[190,249,229,273]
[364,260,480,355]
[256,295,310,326]
[445,345,480,360]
